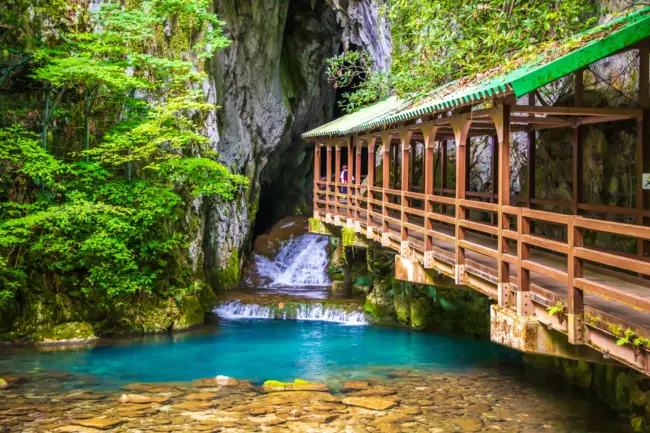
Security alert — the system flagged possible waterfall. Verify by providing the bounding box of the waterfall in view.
[252,234,331,287]
[214,301,368,325]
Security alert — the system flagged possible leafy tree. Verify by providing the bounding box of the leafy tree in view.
[329,0,598,112]
[0,1,245,312]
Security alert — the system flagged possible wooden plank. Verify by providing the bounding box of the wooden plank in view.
[577,202,638,215]
[428,194,456,205]
[574,247,650,275]
[574,217,650,240]
[521,234,569,255]
[502,205,522,216]
[428,229,456,244]
[459,219,499,236]
[513,105,643,118]
[404,207,426,217]
[459,199,498,213]
[427,211,457,226]
[575,277,650,313]
[404,191,426,200]
[502,229,519,241]
[459,240,498,258]
[403,221,425,234]
[521,208,570,225]
[503,253,518,266]
[522,259,569,285]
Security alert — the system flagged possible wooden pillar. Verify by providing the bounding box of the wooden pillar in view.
[313,143,321,217]
[569,69,585,342]
[573,70,584,216]
[355,138,363,223]
[382,133,391,236]
[639,48,649,258]
[490,105,511,308]
[367,136,377,230]
[400,129,413,244]
[335,144,341,217]
[326,145,332,216]
[450,115,471,285]
[527,93,536,210]
[347,138,354,220]
[440,140,448,214]
[423,125,439,263]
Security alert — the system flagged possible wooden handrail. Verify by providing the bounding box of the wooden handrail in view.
[574,217,650,241]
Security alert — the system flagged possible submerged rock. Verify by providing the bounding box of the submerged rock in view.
[262,379,329,392]
[342,396,398,411]
[72,418,126,430]
[119,394,170,404]
[341,380,371,392]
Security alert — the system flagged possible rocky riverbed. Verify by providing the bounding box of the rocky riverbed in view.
[0,368,629,433]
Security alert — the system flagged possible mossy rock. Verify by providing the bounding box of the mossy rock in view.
[262,379,329,392]
[173,297,206,331]
[34,322,97,344]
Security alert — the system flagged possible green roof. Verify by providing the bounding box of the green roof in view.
[303,6,650,139]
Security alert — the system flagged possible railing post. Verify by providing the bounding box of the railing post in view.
[313,143,321,218]
[334,143,341,222]
[355,138,363,229]
[517,212,533,316]
[490,104,511,308]
[568,217,585,344]
[382,133,392,245]
[367,136,376,233]
[326,144,332,220]
[638,48,649,259]
[423,125,439,268]
[449,114,471,285]
[400,129,413,254]
[572,70,584,217]
[347,137,354,225]
[441,140,448,214]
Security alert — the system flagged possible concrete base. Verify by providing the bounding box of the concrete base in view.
[490,305,610,365]
[394,255,461,290]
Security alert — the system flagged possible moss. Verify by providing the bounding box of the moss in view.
[342,227,357,247]
[173,297,205,331]
[309,218,322,234]
[0,331,24,342]
[264,379,312,387]
[215,249,241,290]
[34,322,95,342]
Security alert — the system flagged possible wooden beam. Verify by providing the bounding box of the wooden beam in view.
[367,135,377,230]
[513,105,643,118]
[314,144,321,216]
[573,70,584,217]
[449,114,471,285]
[400,130,413,242]
[326,146,332,215]
[335,145,341,216]
[489,105,512,308]
[639,48,649,260]
[355,138,362,222]
[382,133,391,235]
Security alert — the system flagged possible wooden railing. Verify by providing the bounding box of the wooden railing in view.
[314,181,650,331]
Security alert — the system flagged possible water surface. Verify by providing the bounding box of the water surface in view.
[0,319,518,389]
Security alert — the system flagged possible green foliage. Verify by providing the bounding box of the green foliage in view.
[0,1,245,311]
[341,227,357,247]
[547,301,566,317]
[615,328,650,348]
[330,1,597,112]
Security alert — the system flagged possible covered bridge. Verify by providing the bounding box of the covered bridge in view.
[304,8,650,374]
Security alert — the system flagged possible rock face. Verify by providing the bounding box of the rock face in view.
[202,0,342,289]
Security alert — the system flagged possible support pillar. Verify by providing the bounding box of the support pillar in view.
[313,143,321,218]
[326,145,332,218]
[639,48,649,259]
[367,136,377,233]
[400,129,413,252]
[449,115,471,285]
[382,133,391,243]
[347,138,354,222]
[355,138,363,227]
[569,69,585,343]
[334,144,341,221]
[490,105,511,308]
[423,125,439,267]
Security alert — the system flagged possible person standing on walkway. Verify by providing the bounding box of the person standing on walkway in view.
[340,165,348,194]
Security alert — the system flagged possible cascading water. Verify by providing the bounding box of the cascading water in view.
[252,234,331,287]
[214,300,367,325]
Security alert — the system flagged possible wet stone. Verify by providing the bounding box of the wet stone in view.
[72,418,126,429]
[342,397,398,411]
